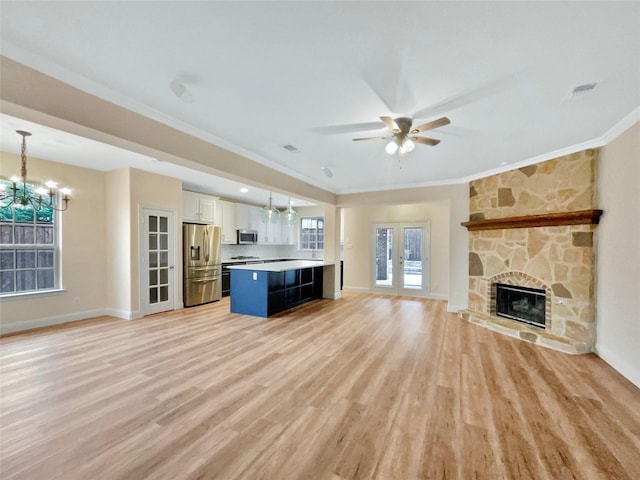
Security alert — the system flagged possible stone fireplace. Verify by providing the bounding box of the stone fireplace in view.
[459,149,602,354]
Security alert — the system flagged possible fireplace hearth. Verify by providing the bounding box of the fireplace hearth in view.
[495,283,545,328]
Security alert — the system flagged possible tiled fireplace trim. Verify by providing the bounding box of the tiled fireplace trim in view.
[487,272,552,330]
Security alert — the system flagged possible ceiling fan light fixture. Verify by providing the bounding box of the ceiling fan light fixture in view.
[385,140,399,155]
[399,138,415,155]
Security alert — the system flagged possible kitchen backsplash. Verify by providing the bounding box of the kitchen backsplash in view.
[221,244,300,260]
[220,244,340,261]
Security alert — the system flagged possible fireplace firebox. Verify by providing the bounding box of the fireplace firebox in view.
[495,283,546,328]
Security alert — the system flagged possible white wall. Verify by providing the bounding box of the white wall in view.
[596,121,640,388]
[0,153,108,333]
[342,201,451,299]
[338,183,469,310]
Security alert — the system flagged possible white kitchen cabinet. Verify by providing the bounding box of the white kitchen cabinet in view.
[281,221,295,245]
[182,191,218,224]
[263,220,279,244]
[236,204,252,230]
[218,201,237,244]
[236,204,263,231]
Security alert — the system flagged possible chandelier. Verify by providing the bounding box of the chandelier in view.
[261,193,280,224]
[0,130,71,211]
[283,197,297,226]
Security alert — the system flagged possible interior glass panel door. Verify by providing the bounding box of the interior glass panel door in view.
[142,208,175,315]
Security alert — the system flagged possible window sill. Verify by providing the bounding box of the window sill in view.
[0,289,67,302]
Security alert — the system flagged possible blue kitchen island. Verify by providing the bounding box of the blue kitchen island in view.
[229,260,332,317]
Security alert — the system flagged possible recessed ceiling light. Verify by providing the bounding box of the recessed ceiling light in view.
[321,166,333,178]
[500,161,509,166]
[282,144,299,152]
[240,187,248,193]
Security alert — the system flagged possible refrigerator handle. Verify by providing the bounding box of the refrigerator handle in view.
[204,228,210,263]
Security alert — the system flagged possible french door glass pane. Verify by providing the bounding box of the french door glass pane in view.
[149,269,158,286]
[375,227,393,287]
[159,268,168,285]
[159,286,168,302]
[403,227,423,289]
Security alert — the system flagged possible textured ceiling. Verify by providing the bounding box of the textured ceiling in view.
[1,1,639,199]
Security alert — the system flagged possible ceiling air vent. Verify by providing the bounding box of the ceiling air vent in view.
[282,144,300,152]
[564,82,597,101]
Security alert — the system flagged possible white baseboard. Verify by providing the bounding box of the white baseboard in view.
[596,344,640,389]
[1,308,110,335]
[104,308,141,320]
[447,304,467,313]
[428,293,449,301]
[342,286,370,293]
[323,291,342,300]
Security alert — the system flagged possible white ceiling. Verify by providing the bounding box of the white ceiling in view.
[1,1,639,199]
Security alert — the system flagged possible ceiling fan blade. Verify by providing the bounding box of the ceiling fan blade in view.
[410,117,451,134]
[352,136,391,141]
[380,116,400,133]
[412,136,441,146]
[310,121,385,135]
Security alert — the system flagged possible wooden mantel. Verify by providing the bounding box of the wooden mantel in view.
[461,209,603,231]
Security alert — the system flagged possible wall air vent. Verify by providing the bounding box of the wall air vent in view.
[564,82,598,101]
[282,144,300,152]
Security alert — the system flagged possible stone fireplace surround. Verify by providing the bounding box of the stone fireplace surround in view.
[458,149,601,354]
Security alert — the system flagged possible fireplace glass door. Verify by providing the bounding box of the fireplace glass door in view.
[495,283,546,328]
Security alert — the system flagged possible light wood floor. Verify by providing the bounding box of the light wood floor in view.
[1,293,639,479]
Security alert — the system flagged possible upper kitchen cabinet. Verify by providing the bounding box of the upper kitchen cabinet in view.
[217,201,237,244]
[236,204,262,231]
[183,191,218,224]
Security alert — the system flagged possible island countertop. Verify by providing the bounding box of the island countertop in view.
[227,260,334,272]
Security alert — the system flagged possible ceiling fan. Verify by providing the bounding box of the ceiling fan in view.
[353,116,450,155]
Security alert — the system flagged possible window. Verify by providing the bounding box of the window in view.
[0,181,58,295]
[300,216,324,250]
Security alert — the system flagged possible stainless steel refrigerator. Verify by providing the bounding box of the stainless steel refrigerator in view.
[183,223,222,307]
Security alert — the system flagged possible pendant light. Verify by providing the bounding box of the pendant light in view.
[261,193,280,224]
[284,197,297,225]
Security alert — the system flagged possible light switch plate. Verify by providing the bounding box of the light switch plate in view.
[252,272,257,280]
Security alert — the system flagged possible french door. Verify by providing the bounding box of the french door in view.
[371,222,429,296]
[141,208,176,315]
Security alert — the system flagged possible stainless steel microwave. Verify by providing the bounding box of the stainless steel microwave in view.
[237,229,258,244]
